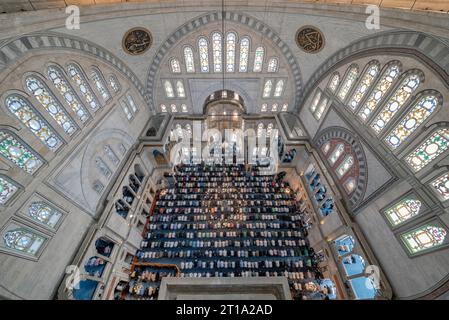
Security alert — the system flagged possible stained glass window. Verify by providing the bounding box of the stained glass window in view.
[385,95,439,149]
[198,37,209,72]
[104,145,119,166]
[358,64,400,121]
[310,90,322,113]
[262,80,273,98]
[164,80,175,98]
[267,58,278,73]
[126,94,138,113]
[348,63,379,110]
[405,129,449,171]
[431,173,449,201]
[328,143,344,165]
[314,97,328,120]
[0,176,18,204]
[239,37,250,72]
[0,131,42,174]
[3,228,45,256]
[371,74,421,134]
[91,68,111,101]
[271,103,278,112]
[321,142,331,155]
[336,155,354,178]
[401,224,447,254]
[5,95,62,151]
[28,201,62,228]
[120,100,132,120]
[337,66,359,101]
[170,58,181,73]
[328,73,340,93]
[211,32,222,72]
[109,75,121,93]
[25,76,77,135]
[281,103,288,112]
[226,32,236,72]
[344,178,356,194]
[274,80,284,97]
[47,66,90,123]
[384,198,421,226]
[171,104,177,113]
[183,47,195,73]
[176,80,186,98]
[67,63,100,110]
[181,104,188,113]
[96,156,112,178]
[253,47,264,72]
[160,104,167,113]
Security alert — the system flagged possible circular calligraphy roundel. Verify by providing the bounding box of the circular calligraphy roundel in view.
[122,27,152,55]
[296,26,325,53]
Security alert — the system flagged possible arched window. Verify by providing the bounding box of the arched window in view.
[212,32,222,72]
[90,68,111,101]
[95,156,112,178]
[253,47,264,72]
[385,94,439,149]
[181,104,188,113]
[164,80,175,98]
[261,103,267,112]
[281,103,288,112]
[337,66,359,101]
[198,37,210,72]
[310,90,322,113]
[343,177,356,194]
[262,80,273,98]
[183,47,195,73]
[328,143,344,165]
[47,65,90,123]
[170,104,177,113]
[160,104,167,113]
[336,155,354,178]
[67,63,100,110]
[321,141,331,155]
[239,37,250,72]
[104,145,119,166]
[384,198,421,227]
[108,74,121,93]
[431,173,449,201]
[28,201,62,228]
[401,224,447,254]
[126,94,138,113]
[273,80,284,97]
[358,63,401,121]
[271,103,278,112]
[176,80,186,98]
[348,63,380,110]
[314,97,329,120]
[267,58,278,73]
[25,76,77,135]
[3,227,45,256]
[0,176,18,205]
[0,131,42,174]
[328,73,340,92]
[405,128,449,172]
[226,32,236,72]
[371,73,421,134]
[120,100,132,120]
[170,58,181,73]
[5,95,62,151]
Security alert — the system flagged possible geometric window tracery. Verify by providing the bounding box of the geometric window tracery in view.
[25,76,77,135]
[91,68,111,101]
[384,198,422,227]
[348,63,379,110]
[431,173,449,201]
[183,47,195,73]
[5,95,62,151]
[337,66,359,101]
[212,32,222,73]
[267,58,278,73]
[226,32,236,72]
[198,38,209,73]
[0,176,18,205]
[67,63,100,110]
[170,58,181,73]
[328,73,340,93]
[239,37,250,72]
[0,131,42,174]
[401,224,447,254]
[253,47,264,72]
[3,227,45,256]
[28,201,62,228]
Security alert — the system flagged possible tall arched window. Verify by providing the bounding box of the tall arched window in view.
[348,62,380,110]
[226,32,236,72]
[358,63,401,121]
[239,37,250,72]
[337,65,359,101]
[170,104,177,113]
[164,80,175,98]
[198,37,209,72]
[3,228,45,256]
[0,131,42,174]
[176,80,186,98]
[328,73,340,93]
[343,177,356,194]
[104,145,119,166]
[25,76,77,135]
[28,201,62,229]
[310,90,322,113]
[183,47,195,73]
[126,93,138,113]
[212,32,222,72]
[90,68,111,101]
[47,65,90,123]
[67,63,100,110]
[267,58,278,73]
[314,97,329,120]
[385,94,439,149]
[384,198,422,227]
[108,74,121,93]
[262,80,273,98]
[401,224,447,254]
[170,58,181,73]
[405,128,449,172]
[5,95,62,151]
[328,143,344,165]
[0,176,18,205]
[253,47,264,72]
[274,80,284,97]
[95,156,112,178]
[371,73,421,134]
[431,173,449,201]
[336,155,354,178]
